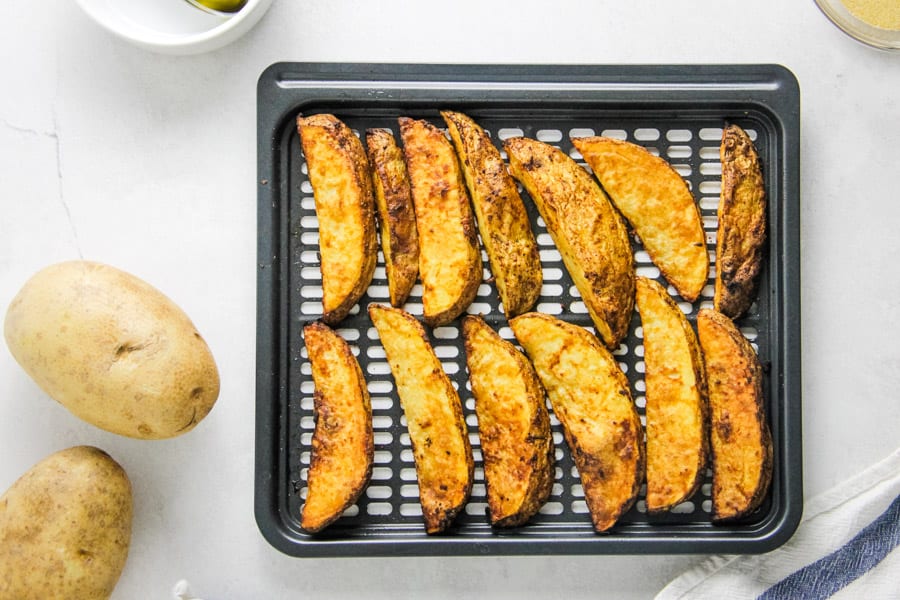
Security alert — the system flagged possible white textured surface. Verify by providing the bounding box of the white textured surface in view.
[1,1,899,598]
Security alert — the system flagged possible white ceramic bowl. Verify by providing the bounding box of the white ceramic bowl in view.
[814,0,900,51]
[75,0,273,55]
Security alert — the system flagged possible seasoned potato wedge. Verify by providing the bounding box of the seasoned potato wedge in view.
[572,137,708,302]
[462,315,554,527]
[300,322,374,533]
[297,114,377,324]
[442,111,542,317]
[509,312,644,532]
[365,128,419,307]
[368,304,474,533]
[697,308,773,522]
[714,124,767,318]
[505,137,634,349]
[635,277,708,513]
[399,117,482,326]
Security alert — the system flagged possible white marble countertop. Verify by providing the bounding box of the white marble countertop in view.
[2,1,899,598]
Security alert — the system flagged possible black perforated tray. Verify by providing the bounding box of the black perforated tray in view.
[255,63,802,557]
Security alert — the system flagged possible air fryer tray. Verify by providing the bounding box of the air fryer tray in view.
[255,63,802,557]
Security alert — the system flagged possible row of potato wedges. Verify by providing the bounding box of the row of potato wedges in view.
[294,111,772,535]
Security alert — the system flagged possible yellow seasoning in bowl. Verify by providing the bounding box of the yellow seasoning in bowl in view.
[841,0,900,30]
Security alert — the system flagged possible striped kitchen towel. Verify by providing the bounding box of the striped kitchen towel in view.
[656,447,900,600]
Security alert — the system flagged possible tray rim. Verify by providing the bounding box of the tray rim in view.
[255,62,802,557]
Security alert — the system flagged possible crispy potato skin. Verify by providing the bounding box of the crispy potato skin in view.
[635,277,708,513]
[368,304,474,533]
[504,137,634,349]
[573,137,708,302]
[297,114,377,324]
[0,446,132,600]
[462,315,554,527]
[300,322,374,533]
[714,124,767,318]
[399,117,482,327]
[365,128,419,307]
[509,313,644,532]
[697,309,773,523]
[3,260,219,440]
[442,111,542,317]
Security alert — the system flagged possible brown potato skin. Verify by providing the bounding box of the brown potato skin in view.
[0,446,132,600]
[697,308,773,523]
[509,312,644,532]
[462,315,554,527]
[3,260,219,440]
[365,128,419,307]
[635,277,709,513]
[399,117,482,327]
[368,304,474,533]
[297,113,378,324]
[300,322,374,533]
[504,137,634,349]
[714,124,767,318]
[442,111,542,317]
[573,136,708,302]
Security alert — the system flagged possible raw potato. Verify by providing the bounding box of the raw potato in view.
[3,260,219,440]
[715,124,767,318]
[0,446,132,600]
[505,137,634,349]
[573,136,708,302]
[442,111,542,317]
[697,308,773,522]
[300,322,374,533]
[509,312,644,532]
[462,315,553,527]
[365,128,419,307]
[399,117,482,327]
[368,304,473,533]
[297,113,378,324]
[635,277,708,513]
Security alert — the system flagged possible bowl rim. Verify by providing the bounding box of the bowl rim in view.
[75,0,273,52]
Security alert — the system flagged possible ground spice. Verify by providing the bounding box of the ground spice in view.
[841,0,900,30]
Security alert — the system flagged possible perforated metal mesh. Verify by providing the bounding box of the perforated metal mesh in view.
[282,112,769,540]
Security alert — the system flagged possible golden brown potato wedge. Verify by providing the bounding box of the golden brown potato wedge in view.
[509,312,644,532]
[442,111,542,317]
[714,124,767,318]
[398,117,482,327]
[297,114,377,324]
[505,137,634,349]
[300,322,374,533]
[462,315,554,527]
[572,136,708,302]
[368,304,474,533]
[697,308,773,523]
[635,277,708,513]
[365,128,419,307]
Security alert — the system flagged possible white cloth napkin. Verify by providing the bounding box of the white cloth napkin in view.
[656,447,900,600]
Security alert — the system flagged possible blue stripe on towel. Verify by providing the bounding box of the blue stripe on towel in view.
[758,493,900,600]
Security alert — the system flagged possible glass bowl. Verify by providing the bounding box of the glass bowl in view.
[814,0,900,50]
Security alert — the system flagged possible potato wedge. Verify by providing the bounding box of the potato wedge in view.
[714,124,767,318]
[635,277,708,513]
[399,117,482,327]
[509,312,644,532]
[300,322,374,533]
[697,308,773,522]
[365,128,419,307]
[297,113,377,324]
[505,137,634,349]
[368,304,473,533]
[442,111,542,317]
[462,315,554,527]
[572,136,708,302]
